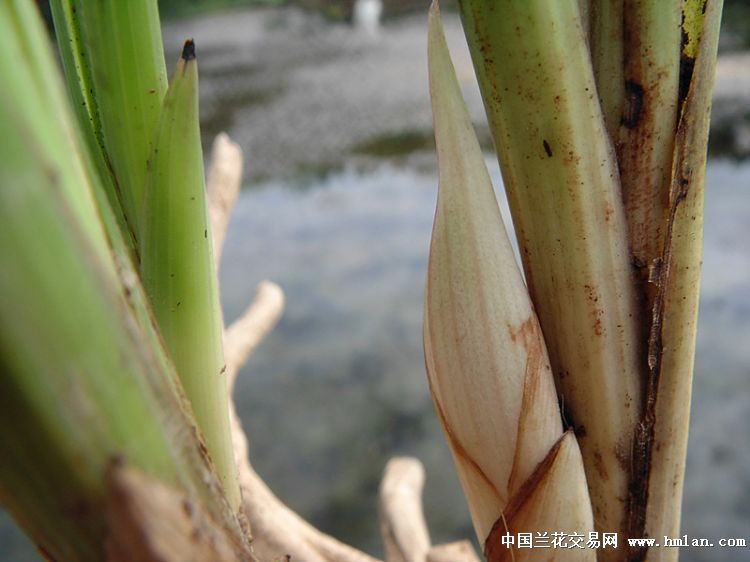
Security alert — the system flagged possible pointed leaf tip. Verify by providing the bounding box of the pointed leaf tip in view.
[182,39,196,61]
[428,0,479,172]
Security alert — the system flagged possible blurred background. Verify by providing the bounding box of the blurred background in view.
[2,1,749,561]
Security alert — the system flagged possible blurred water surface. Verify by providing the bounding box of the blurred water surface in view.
[219,158,750,561]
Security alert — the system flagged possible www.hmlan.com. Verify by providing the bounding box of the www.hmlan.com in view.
[497,532,748,549]
[627,536,747,548]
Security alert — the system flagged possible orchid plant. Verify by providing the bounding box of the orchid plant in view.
[424,1,723,561]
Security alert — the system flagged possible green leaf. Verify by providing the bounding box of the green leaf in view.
[458,0,643,545]
[0,8,246,559]
[49,0,138,256]
[140,41,241,512]
[75,0,168,238]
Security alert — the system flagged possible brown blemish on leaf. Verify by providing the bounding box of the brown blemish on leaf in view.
[43,166,60,188]
[616,441,632,475]
[594,451,610,481]
[36,546,58,562]
[621,80,645,129]
[197,436,211,462]
[182,498,194,517]
[563,148,581,166]
[506,316,538,351]
[484,433,567,562]
[507,318,546,492]
[182,39,197,62]
[618,14,675,279]
[604,201,614,222]
[62,496,93,521]
[431,395,504,505]
[583,284,604,336]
